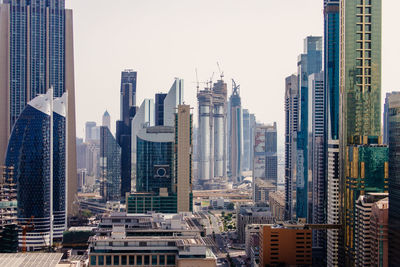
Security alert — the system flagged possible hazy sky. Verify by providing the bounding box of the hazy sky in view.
[66,0,400,147]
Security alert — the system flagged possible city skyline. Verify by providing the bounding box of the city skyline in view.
[67,0,400,150]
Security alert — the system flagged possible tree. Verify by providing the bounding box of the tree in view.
[227,202,235,210]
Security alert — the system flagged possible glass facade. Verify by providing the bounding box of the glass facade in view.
[126,193,177,214]
[5,104,51,234]
[136,137,174,194]
[7,0,66,131]
[388,95,400,266]
[100,127,121,202]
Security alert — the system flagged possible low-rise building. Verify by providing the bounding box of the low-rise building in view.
[236,203,273,243]
[259,224,312,266]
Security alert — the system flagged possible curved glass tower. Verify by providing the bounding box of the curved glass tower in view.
[5,90,52,249]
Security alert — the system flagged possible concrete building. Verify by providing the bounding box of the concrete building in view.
[259,224,312,267]
[0,0,77,217]
[88,213,216,267]
[253,179,275,204]
[245,224,261,267]
[236,203,273,244]
[354,193,388,267]
[116,70,137,198]
[102,110,111,130]
[309,72,326,251]
[197,79,228,187]
[100,126,121,202]
[253,123,277,203]
[269,191,285,221]
[370,197,389,267]
[388,92,400,266]
[284,74,299,220]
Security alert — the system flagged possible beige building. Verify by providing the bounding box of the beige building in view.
[176,104,193,212]
[269,191,285,221]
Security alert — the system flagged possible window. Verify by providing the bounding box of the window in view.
[144,255,150,265]
[114,256,119,265]
[152,255,158,265]
[121,255,127,265]
[365,16,371,23]
[357,24,363,31]
[167,255,176,265]
[106,255,112,265]
[357,33,363,40]
[365,7,371,14]
[358,0,363,4]
[357,16,363,23]
[124,242,128,247]
[356,59,363,66]
[137,256,142,265]
[357,51,363,58]
[365,42,371,49]
[98,255,104,266]
[365,68,371,75]
[365,59,371,66]
[139,241,147,247]
[365,24,371,32]
[357,42,363,49]
[365,33,371,40]
[129,256,135,265]
[356,68,363,75]
[90,256,97,265]
[357,7,363,14]
[159,255,165,265]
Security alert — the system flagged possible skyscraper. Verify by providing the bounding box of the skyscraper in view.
[5,89,67,250]
[309,72,326,251]
[85,121,97,142]
[176,105,193,212]
[253,122,277,203]
[339,0,383,264]
[324,1,340,266]
[0,0,77,217]
[388,92,400,266]
[116,70,137,198]
[383,92,400,144]
[197,78,228,188]
[100,126,121,202]
[229,79,243,183]
[296,36,322,220]
[242,109,256,172]
[102,110,111,130]
[284,74,299,220]
[155,93,167,126]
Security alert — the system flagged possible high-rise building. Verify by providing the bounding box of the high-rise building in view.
[339,0,383,264]
[100,126,121,202]
[296,36,322,221]
[5,90,67,250]
[253,123,277,203]
[102,110,111,130]
[284,74,299,220]
[175,105,193,212]
[0,0,77,217]
[324,1,340,266]
[197,79,228,187]
[383,92,400,144]
[242,109,255,172]
[85,122,97,142]
[370,197,389,267]
[388,92,400,266]
[127,79,189,214]
[229,79,243,183]
[155,93,167,126]
[309,72,326,251]
[116,70,137,198]
[354,193,388,267]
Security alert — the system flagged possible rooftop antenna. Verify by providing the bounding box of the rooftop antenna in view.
[195,68,200,93]
[217,62,224,80]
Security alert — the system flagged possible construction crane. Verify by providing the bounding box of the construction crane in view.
[216,62,224,80]
[195,68,200,92]
[208,72,214,89]
[19,216,34,253]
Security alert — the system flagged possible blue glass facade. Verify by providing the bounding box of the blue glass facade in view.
[7,0,66,130]
[296,36,322,220]
[136,137,174,194]
[5,104,51,234]
[53,111,66,240]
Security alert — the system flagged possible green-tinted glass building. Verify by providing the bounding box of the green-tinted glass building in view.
[339,0,383,264]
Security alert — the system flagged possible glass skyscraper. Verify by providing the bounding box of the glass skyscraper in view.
[100,126,121,202]
[388,93,400,266]
[296,36,322,220]
[0,0,77,217]
[339,0,384,264]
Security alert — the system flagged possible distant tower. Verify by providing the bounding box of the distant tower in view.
[102,110,111,130]
[229,79,243,183]
[116,70,137,198]
[284,74,299,220]
[85,121,97,142]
